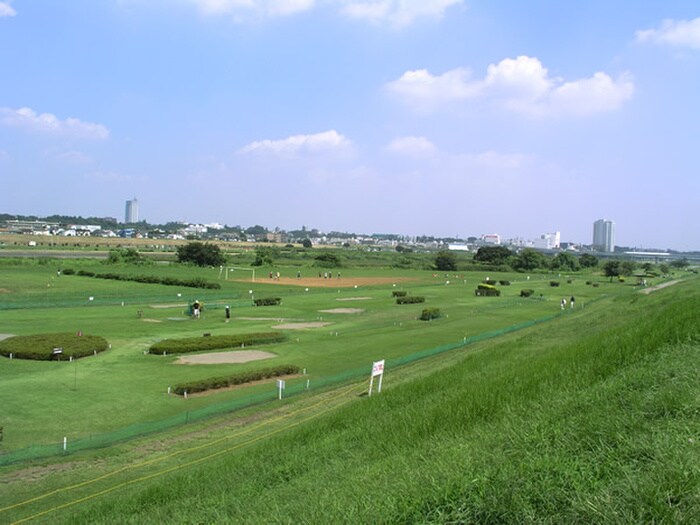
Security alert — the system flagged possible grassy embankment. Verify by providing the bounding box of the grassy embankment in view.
[1,276,698,523]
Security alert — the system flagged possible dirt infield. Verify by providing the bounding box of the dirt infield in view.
[230,276,414,289]
[176,350,276,365]
[318,308,364,314]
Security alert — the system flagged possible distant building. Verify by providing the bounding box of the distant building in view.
[592,219,615,252]
[124,198,139,224]
[533,231,561,250]
[481,233,501,245]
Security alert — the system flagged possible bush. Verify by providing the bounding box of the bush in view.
[392,290,407,297]
[520,289,535,297]
[0,333,109,360]
[550,281,560,287]
[61,268,75,275]
[499,280,511,286]
[149,332,287,355]
[254,297,282,307]
[65,271,221,289]
[173,364,300,395]
[475,288,500,297]
[396,296,425,304]
[419,308,441,321]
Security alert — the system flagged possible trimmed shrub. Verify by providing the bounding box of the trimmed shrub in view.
[550,281,560,287]
[61,268,75,275]
[520,289,535,297]
[254,297,282,307]
[77,270,95,277]
[419,307,441,321]
[392,290,408,297]
[475,288,500,297]
[173,364,300,396]
[149,332,287,355]
[396,296,425,304]
[65,271,221,289]
[499,280,511,286]
[0,333,109,360]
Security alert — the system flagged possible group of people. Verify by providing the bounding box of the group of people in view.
[561,296,575,310]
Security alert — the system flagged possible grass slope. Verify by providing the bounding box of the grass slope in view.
[34,280,700,523]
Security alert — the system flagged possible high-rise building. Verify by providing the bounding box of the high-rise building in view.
[592,219,615,252]
[124,198,139,224]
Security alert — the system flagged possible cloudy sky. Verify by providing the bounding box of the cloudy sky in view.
[1,1,698,249]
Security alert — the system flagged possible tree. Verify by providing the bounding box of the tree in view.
[434,250,457,271]
[512,248,547,271]
[550,252,580,272]
[579,253,598,268]
[473,246,513,266]
[603,260,621,281]
[620,261,636,277]
[176,242,226,267]
[252,246,278,267]
[670,258,689,269]
[301,238,312,249]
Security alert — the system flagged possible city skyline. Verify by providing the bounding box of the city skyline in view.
[1,2,699,250]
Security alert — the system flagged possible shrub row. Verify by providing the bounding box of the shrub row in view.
[0,333,109,360]
[475,285,501,297]
[499,280,511,286]
[396,296,425,304]
[520,289,535,297]
[65,269,221,289]
[173,364,301,396]
[254,297,282,306]
[419,307,441,321]
[149,332,287,354]
[392,290,408,297]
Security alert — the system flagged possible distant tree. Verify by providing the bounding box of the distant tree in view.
[106,248,148,265]
[579,253,599,268]
[395,245,405,253]
[620,261,636,277]
[473,246,513,266]
[512,248,547,271]
[245,225,268,236]
[434,250,457,271]
[641,262,655,274]
[550,252,580,272]
[659,263,671,274]
[315,252,341,267]
[176,242,226,267]
[252,246,278,267]
[670,258,689,269]
[301,238,312,249]
[603,260,621,281]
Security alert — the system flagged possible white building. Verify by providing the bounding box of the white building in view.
[124,198,139,223]
[533,231,561,250]
[481,233,501,245]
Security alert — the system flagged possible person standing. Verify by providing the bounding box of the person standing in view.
[225,305,231,323]
[570,296,575,309]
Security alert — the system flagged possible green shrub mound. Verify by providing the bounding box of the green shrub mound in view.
[499,280,511,286]
[520,289,535,297]
[550,281,560,287]
[149,332,287,355]
[0,333,109,360]
[419,307,441,321]
[396,296,426,304]
[253,297,282,306]
[64,269,221,290]
[173,364,301,395]
[392,290,408,297]
[475,283,500,297]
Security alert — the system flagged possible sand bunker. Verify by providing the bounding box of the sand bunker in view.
[336,297,372,302]
[272,322,331,330]
[237,317,303,322]
[176,350,276,365]
[141,318,162,323]
[230,276,414,289]
[0,333,14,341]
[318,308,364,314]
[150,303,187,309]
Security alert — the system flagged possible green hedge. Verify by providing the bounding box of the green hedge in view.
[520,289,535,297]
[0,333,109,360]
[419,307,441,321]
[392,290,408,297]
[173,364,301,395]
[475,288,500,297]
[149,332,287,355]
[64,269,221,290]
[396,296,425,304]
[550,281,560,287]
[253,297,282,306]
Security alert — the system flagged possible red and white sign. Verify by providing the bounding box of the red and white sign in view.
[371,360,385,377]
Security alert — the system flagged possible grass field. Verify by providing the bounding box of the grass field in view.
[1,255,697,523]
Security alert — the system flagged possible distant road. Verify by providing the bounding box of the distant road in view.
[0,250,108,258]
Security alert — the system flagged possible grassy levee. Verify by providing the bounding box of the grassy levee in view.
[5,278,697,524]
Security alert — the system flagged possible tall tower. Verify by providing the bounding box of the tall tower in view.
[124,198,139,224]
[592,219,615,252]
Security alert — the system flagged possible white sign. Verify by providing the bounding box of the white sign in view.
[277,379,286,400]
[371,360,385,377]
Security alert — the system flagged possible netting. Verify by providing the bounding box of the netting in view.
[0,310,566,466]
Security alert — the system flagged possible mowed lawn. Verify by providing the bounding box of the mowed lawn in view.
[1,261,637,451]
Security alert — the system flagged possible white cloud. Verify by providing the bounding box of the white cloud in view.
[386,136,437,156]
[341,0,462,28]
[238,130,352,155]
[186,0,315,18]
[0,107,110,139]
[387,55,634,117]
[0,2,16,17]
[636,17,700,49]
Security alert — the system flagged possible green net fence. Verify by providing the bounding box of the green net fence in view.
[0,311,563,466]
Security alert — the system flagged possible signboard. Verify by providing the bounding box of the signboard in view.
[368,359,385,396]
[277,379,286,400]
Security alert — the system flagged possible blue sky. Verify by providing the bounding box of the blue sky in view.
[1,1,698,250]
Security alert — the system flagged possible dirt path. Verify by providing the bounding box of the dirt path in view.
[639,279,682,294]
[230,276,414,289]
